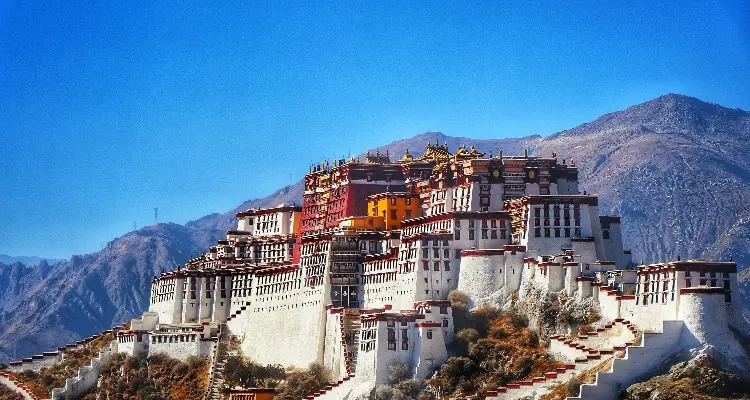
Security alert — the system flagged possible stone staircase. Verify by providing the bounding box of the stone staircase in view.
[565,320,684,399]
[205,324,229,400]
[486,320,641,400]
[224,305,247,323]
[342,312,361,376]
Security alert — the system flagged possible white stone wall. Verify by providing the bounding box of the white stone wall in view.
[412,324,448,381]
[148,333,202,360]
[322,311,350,381]
[457,253,507,306]
[677,292,747,369]
[7,352,62,373]
[51,341,118,400]
[235,283,328,367]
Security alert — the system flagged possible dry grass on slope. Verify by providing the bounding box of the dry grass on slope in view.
[87,353,209,400]
[425,309,563,398]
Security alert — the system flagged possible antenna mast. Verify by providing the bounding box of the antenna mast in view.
[154,208,159,224]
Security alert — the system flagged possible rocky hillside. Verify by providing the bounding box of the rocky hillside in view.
[1,94,749,363]
[623,354,750,400]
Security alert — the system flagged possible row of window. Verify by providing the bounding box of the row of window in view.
[534,227,582,238]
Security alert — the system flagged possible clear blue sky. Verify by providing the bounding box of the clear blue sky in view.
[1,1,748,259]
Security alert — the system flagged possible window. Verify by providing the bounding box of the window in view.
[426,330,433,339]
[535,228,542,237]
[443,319,449,327]
[434,262,440,271]
[422,248,429,258]
[544,228,551,237]
[388,342,396,350]
[405,198,411,205]
[405,210,412,219]
[444,248,450,258]
[391,210,397,220]
[491,230,497,239]
[388,329,396,340]
[603,230,610,239]
[454,229,461,240]
[540,186,550,195]
[444,261,450,271]
[440,306,448,314]
[482,229,488,239]
[402,341,409,350]
[455,249,462,259]
[469,230,475,240]
[554,228,560,237]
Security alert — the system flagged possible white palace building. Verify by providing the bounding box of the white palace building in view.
[7,143,746,400]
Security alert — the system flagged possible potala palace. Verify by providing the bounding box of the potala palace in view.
[4,142,747,400]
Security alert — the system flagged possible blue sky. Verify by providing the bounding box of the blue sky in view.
[0,1,748,259]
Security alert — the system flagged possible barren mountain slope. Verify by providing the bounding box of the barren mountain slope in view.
[0,223,222,362]
[531,94,750,265]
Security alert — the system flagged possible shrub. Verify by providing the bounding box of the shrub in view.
[275,363,329,400]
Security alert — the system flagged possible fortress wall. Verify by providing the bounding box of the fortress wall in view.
[148,334,201,361]
[677,291,745,364]
[211,275,231,323]
[323,311,346,380]
[548,265,564,292]
[503,251,524,294]
[51,341,117,400]
[149,276,183,325]
[457,252,506,307]
[618,298,638,322]
[393,269,418,310]
[362,272,397,309]
[572,241,596,264]
[412,324,448,381]
[371,322,414,384]
[626,301,670,332]
[597,291,620,320]
[7,352,62,373]
[238,286,328,368]
[577,280,592,298]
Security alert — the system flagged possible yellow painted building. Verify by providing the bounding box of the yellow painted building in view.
[338,215,386,231]
[367,192,421,230]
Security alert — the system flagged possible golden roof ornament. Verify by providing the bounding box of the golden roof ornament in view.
[398,148,415,163]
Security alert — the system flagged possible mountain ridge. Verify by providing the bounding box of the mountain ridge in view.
[1,93,749,363]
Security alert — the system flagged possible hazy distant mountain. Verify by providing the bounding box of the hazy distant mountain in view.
[1,94,749,363]
[0,254,63,266]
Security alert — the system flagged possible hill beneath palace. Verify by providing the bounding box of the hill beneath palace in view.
[2,93,749,363]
